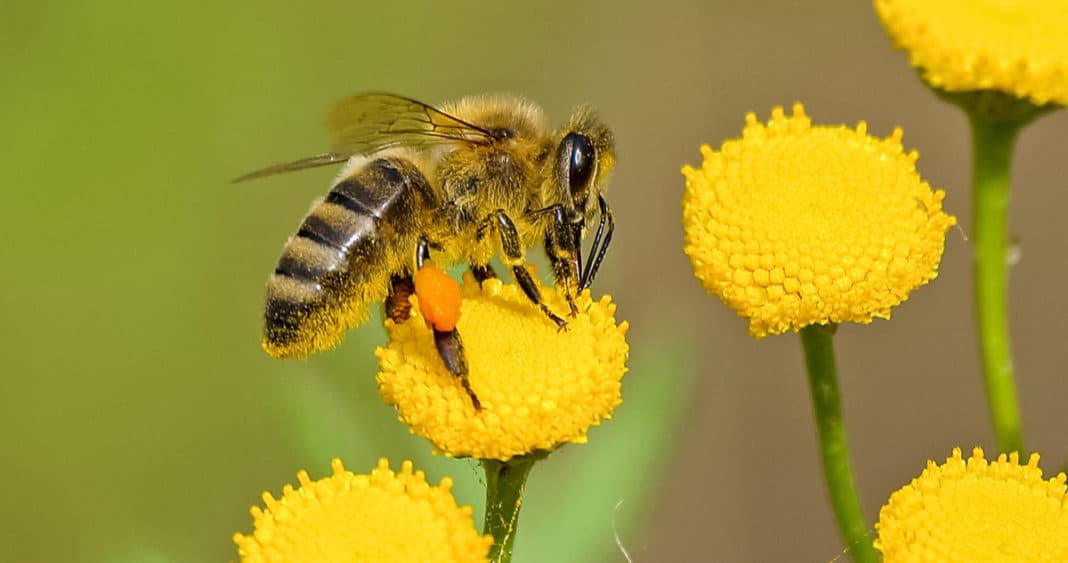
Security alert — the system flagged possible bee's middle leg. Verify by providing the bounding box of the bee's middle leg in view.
[486,210,567,329]
[470,264,498,286]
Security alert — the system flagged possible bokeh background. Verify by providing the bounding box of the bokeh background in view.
[3,1,1066,561]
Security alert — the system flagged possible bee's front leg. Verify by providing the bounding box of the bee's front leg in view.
[579,195,614,291]
[485,209,567,329]
[542,205,582,317]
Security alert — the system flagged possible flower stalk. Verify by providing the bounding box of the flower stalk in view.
[939,89,1055,455]
[482,455,540,563]
[800,324,879,563]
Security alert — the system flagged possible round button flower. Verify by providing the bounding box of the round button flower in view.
[876,0,1068,107]
[875,447,1068,562]
[376,274,629,461]
[233,458,492,563]
[682,103,956,338]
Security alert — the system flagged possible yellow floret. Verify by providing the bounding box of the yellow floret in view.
[233,458,493,563]
[876,0,1068,107]
[875,447,1068,562]
[376,275,629,461]
[682,103,956,338]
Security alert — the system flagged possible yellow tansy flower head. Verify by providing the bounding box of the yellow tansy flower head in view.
[233,458,492,563]
[876,0,1068,107]
[682,103,956,338]
[376,275,629,461]
[875,447,1068,562]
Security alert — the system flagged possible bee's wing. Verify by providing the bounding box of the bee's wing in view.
[233,93,495,183]
[326,92,495,154]
[231,153,352,183]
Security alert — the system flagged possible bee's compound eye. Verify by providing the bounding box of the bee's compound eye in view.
[564,132,596,197]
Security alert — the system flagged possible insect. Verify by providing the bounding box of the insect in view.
[236,93,615,405]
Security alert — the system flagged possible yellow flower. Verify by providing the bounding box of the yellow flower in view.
[233,458,492,563]
[875,0,1068,107]
[376,275,629,461]
[875,447,1068,562]
[681,103,956,338]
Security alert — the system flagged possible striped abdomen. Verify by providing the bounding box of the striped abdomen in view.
[263,157,435,358]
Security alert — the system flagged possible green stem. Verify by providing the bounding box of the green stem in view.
[934,88,1055,453]
[969,114,1025,455]
[799,324,879,563]
[482,455,539,563]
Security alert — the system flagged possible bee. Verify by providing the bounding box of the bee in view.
[236,93,615,405]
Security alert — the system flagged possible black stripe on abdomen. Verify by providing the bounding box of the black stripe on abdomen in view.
[326,185,377,218]
[274,255,329,281]
[263,273,326,349]
[297,214,348,251]
[329,169,403,219]
[265,296,314,333]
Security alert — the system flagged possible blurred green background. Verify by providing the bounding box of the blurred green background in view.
[3,1,1066,561]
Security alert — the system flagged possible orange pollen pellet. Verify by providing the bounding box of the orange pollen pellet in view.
[414,262,462,332]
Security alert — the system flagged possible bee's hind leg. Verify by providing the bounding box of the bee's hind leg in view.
[412,237,480,409]
[433,329,479,409]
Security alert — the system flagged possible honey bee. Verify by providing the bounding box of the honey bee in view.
[237,93,615,405]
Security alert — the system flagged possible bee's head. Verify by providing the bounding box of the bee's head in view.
[550,108,615,225]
